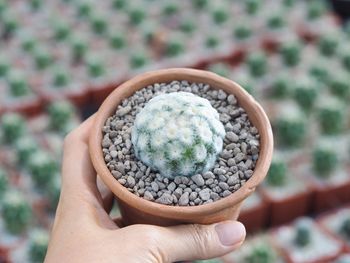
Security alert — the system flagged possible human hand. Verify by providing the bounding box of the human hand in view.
[44,116,246,263]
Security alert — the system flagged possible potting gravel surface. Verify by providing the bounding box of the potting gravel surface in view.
[102,81,260,206]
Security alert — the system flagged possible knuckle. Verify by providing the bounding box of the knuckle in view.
[189,224,213,257]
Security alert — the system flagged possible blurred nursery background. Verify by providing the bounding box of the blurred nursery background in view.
[0,0,350,262]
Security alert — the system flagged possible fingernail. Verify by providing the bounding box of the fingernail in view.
[215,221,246,246]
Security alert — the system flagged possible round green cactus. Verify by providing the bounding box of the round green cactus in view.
[318,34,339,57]
[162,2,178,16]
[112,0,127,10]
[234,22,252,40]
[90,13,108,35]
[244,244,274,263]
[266,13,285,30]
[15,136,39,166]
[293,77,317,112]
[313,141,338,178]
[34,48,53,70]
[208,63,230,78]
[132,92,225,178]
[29,229,49,263]
[128,8,145,25]
[267,156,287,187]
[280,41,302,67]
[294,218,312,247]
[192,0,208,10]
[339,46,350,72]
[165,38,184,57]
[0,167,8,201]
[52,67,70,88]
[71,35,88,62]
[0,55,9,77]
[245,0,260,15]
[212,7,228,25]
[340,217,350,240]
[0,112,26,144]
[86,55,105,78]
[2,191,32,234]
[130,52,147,69]
[307,0,327,20]
[48,100,75,132]
[2,11,18,37]
[270,73,291,98]
[329,71,350,99]
[21,33,37,53]
[77,1,92,18]
[7,70,30,97]
[308,59,330,83]
[205,35,219,49]
[53,20,70,41]
[275,105,306,148]
[246,52,268,78]
[317,98,345,135]
[109,32,125,50]
[179,19,196,35]
[28,150,58,188]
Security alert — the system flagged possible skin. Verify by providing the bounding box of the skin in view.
[44,116,246,263]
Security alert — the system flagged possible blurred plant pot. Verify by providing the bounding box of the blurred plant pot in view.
[89,68,273,226]
[238,191,269,234]
[318,206,350,253]
[260,177,313,227]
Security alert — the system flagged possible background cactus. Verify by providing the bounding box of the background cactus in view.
[312,141,338,178]
[48,101,75,133]
[340,217,350,240]
[279,40,302,67]
[318,33,339,57]
[0,112,26,144]
[28,229,49,263]
[132,92,226,178]
[328,71,350,99]
[0,167,8,201]
[246,52,268,78]
[2,190,32,234]
[15,136,39,166]
[244,244,275,263]
[270,73,291,98]
[28,150,58,189]
[317,97,345,135]
[266,155,287,187]
[275,105,306,147]
[293,77,318,112]
[294,218,312,247]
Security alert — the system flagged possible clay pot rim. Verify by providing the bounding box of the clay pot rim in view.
[89,68,273,219]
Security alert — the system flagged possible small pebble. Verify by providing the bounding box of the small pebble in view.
[199,189,211,201]
[179,192,190,206]
[191,174,205,186]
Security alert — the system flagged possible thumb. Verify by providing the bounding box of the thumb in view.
[159,221,246,262]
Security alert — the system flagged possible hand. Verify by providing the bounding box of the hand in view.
[44,116,246,263]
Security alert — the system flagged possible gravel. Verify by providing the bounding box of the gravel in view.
[102,81,260,206]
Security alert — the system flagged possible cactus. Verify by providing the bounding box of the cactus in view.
[275,105,306,148]
[2,191,32,234]
[317,97,345,135]
[34,48,52,70]
[132,92,225,178]
[162,2,178,16]
[293,77,317,112]
[21,33,37,53]
[71,35,88,62]
[235,74,254,95]
[29,229,49,263]
[339,45,350,72]
[29,0,42,11]
[165,38,184,57]
[246,52,268,78]
[2,11,18,37]
[53,20,70,41]
[244,244,274,263]
[15,136,39,166]
[308,59,330,83]
[109,32,125,50]
[283,0,295,8]
[48,101,75,132]
[294,218,312,247]
[86,55,105,78]
[77,0,92,18]
[128,8,145,25]
[0,55,9,77]
[234,22,252,40]
[179,19,195,35]
[340,217,350,240]
[267,156,287,187]
[280,41,302,67]
[7,70,30,97]
[313,142,337,178]
[52,67,70,88]
[266,13,285,30]
[0,167,8,201]
[212,7,228,25]
[28,150,58,188]
[318,34,339,57]
[329,71,350,99]
[307,0,327,20]
[0,112,26,144]
[270,73,291,98]
[112,0,127,10]
[90,13,108,35]
[130,52,147,69]
[245,0,260,15]
[208,63,230,78]
[205,35,219,49]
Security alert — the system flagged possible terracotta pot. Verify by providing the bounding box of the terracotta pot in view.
[237,191,270,234]
[89,68,273,226]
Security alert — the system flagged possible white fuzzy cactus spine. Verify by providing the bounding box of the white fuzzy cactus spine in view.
[132,92,225,178]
